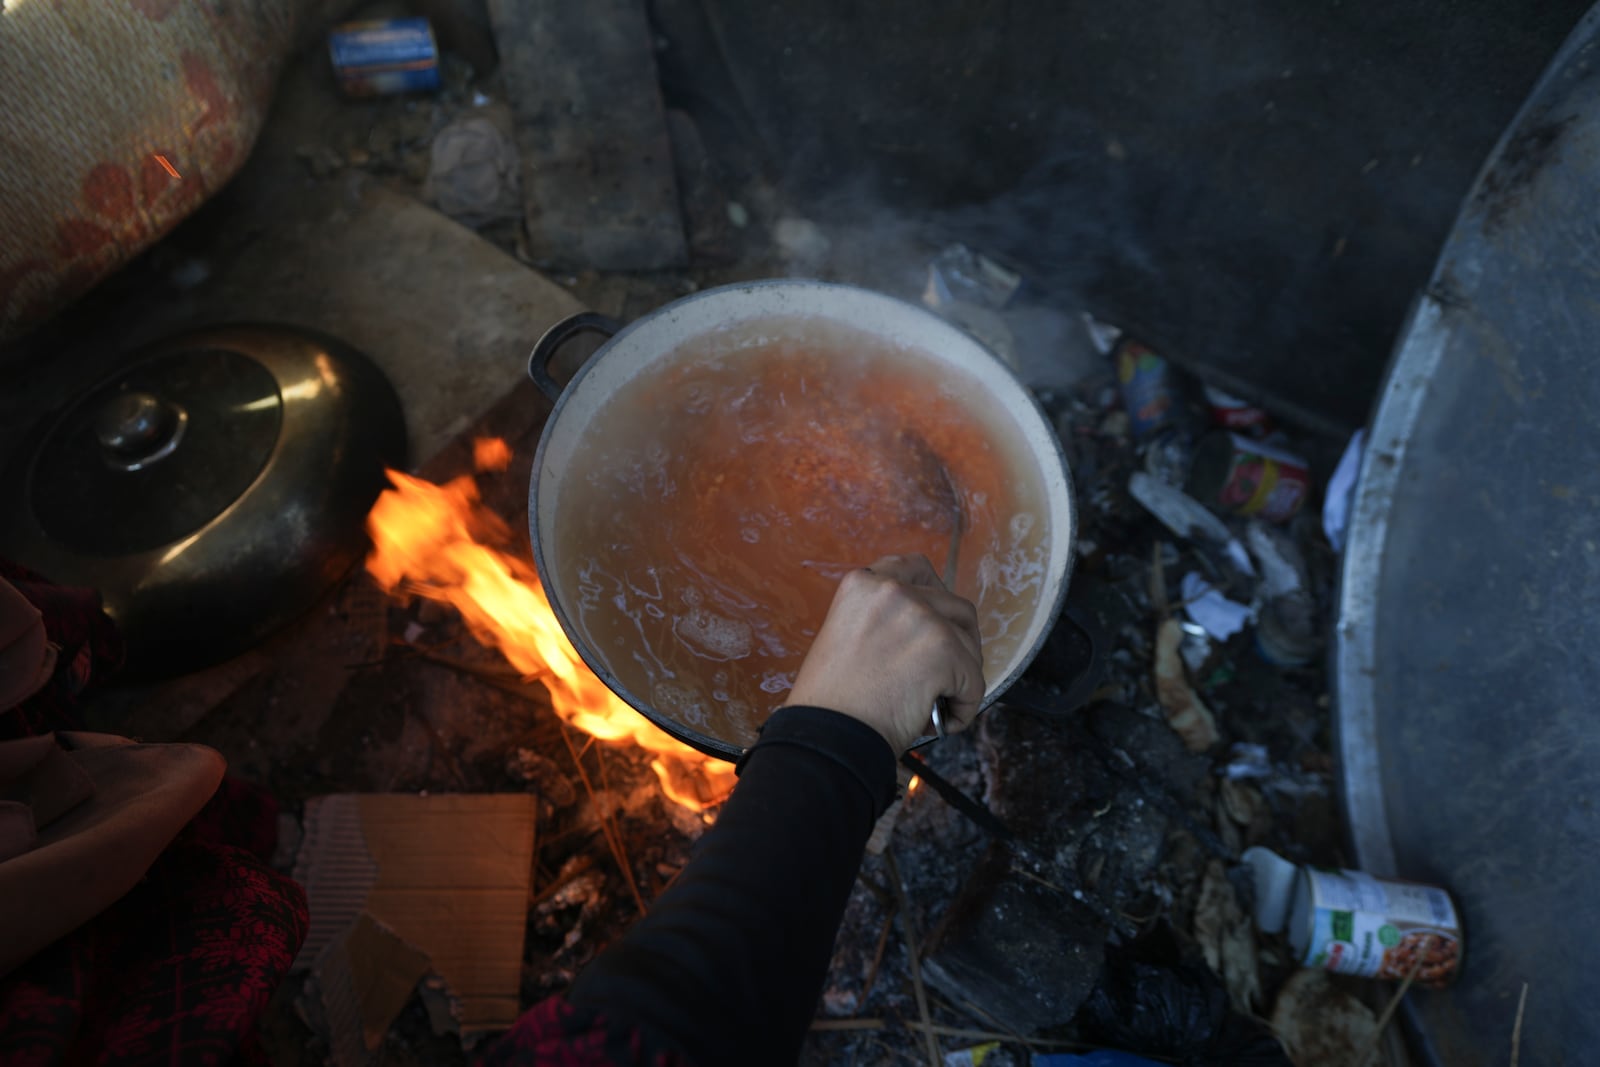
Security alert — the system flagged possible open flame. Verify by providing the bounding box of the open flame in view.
[364,443,737,812]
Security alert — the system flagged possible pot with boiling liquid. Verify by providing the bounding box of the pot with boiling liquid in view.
[528,281,1075,760]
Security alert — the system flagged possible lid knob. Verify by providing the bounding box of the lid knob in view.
[95,391,188,471]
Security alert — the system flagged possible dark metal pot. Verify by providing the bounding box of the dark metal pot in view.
[0,324,406,679]
[526,280,1075,761]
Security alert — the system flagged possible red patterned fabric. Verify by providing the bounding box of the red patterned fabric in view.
[0,840,306,1067]
[477,997,690,1067]
[0,810,307,1067]
[0,561,307,1066]
[0,0,316,341]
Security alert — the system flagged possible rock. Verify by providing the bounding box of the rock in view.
[922,846,1107,1034]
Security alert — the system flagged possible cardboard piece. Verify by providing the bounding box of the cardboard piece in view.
[316,912,433,1067]
[294,794,538,1034]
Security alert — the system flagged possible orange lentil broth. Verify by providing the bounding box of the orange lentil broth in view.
[551,316,1051,748]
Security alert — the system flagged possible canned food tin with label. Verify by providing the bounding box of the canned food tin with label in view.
[1187,431,1311,523]
[1246,846,1463,987]
[1113,339,1179,439]
[1202,385,1272,434]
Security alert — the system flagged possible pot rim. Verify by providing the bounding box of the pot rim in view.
[529,278,1075,762]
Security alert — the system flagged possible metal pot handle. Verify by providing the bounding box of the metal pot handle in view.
[527,312,624,402]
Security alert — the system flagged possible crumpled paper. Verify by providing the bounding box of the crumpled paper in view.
[1180,572,1253,640]
[425,116,521,227]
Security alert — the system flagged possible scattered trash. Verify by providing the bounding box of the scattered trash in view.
[1245,846,1462,986]
[1187,431,1311,523]
[1202,385,1272,435]
[725,201,750,229]
[1323,428,1366,552]
[1141,428,1194,488]
[1222,742,1273,780]
[1269,971,1382,1067]
[1096,411,1130,441]
[425,116,522,227]
[471,90,492,107]
[1154,617,1220,752]
[1128,473,1254,583]
[1081,313,1123,356]
[923,243,1023,310]
[1245,524,1318,666]
[1178,620,1213,674]
[942,1041,1005,1066]
[1180,573,1252,641]
[1246,522,1307,601]
[920,245,1023,371]
[329,18,442,97]
[1113,339,1182,440]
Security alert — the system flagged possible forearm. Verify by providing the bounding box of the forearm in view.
[566,705,896,1067]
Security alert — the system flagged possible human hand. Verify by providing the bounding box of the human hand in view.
[785,554,985,753]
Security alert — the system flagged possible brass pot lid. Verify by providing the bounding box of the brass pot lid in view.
[0,324,407,679]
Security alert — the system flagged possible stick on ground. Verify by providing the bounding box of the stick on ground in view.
[558,720,647,916]
[1374,935,1430,1033]
[887,851,941,1067]
[1511,981,1529,1067]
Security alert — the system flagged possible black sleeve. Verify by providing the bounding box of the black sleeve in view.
[566,705,897,1067]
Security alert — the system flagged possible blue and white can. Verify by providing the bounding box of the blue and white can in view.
[329,18,440,97]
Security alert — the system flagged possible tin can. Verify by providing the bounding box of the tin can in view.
[1113,339,1178,439]
[328,18,440,97]
[1187,431,1310,523]
[1246,847,1463,987]
[1202,385,1272,434]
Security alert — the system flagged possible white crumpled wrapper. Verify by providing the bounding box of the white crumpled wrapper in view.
[425,116,522,228]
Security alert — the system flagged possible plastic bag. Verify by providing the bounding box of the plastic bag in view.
[1076,956,1289,1067]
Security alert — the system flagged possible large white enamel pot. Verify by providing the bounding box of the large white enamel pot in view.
[528,280,1075,761]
